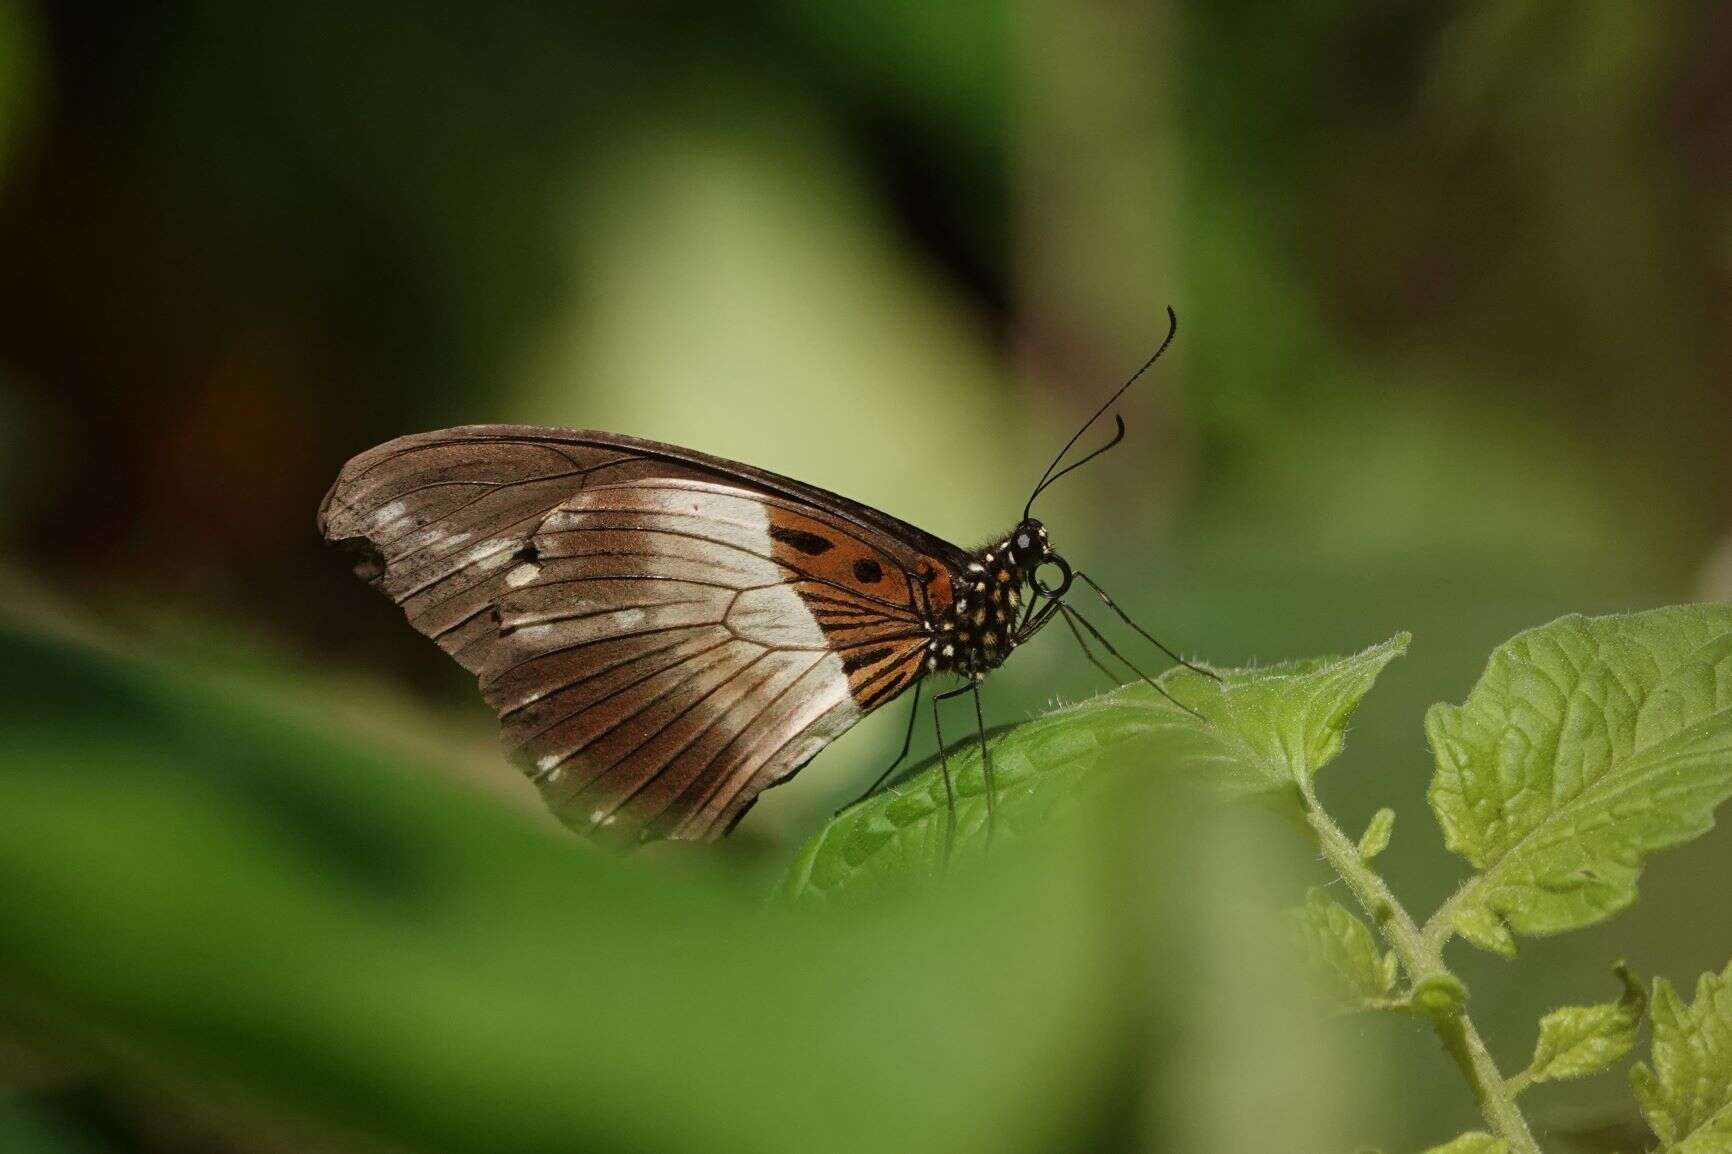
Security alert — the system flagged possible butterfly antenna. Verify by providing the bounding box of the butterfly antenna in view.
[1023,305,1178,521]
[1026,414,1125,510]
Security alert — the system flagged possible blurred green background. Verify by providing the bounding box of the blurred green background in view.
[1,2,1729,1151]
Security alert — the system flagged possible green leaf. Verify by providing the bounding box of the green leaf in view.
[1631,960,1732,1153]
[1517,963,1645,1089]
[1292,887,1397,1005]
[1358,807,1395,860]
[1426,608,1732,950]
[1449,902,1518,958]
[1204,634,1412,794]
[783,635,1409,904]
[1421,1134,1506,1154]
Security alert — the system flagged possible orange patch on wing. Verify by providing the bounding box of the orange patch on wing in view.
[923,566,953,614]
[764,505,917,610]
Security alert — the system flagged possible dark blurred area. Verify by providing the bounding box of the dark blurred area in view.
[5,2,1731,655]
[3,2,1731,1151]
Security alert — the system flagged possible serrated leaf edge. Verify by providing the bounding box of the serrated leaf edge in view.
[1515,963,1645,1090]
[1426,608,1732,951]
[1630,961,1732,1152]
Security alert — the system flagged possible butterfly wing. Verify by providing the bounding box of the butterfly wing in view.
[318,425,962,840]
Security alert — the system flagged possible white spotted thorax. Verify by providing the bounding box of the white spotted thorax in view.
[925,517,1055,680]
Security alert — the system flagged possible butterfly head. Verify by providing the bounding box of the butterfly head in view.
[1008,518,1071,600]
[1007,519,1047,567]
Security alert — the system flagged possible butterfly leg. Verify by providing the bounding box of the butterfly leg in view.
[837,679,923,815]
[929,689,960,864]
[1073,570,1220,681]
[1060,604,1121,689]
[1060,602,1206,720]
[970,676,995,846]
[930,674,995,855]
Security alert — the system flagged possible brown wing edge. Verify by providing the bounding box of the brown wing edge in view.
[321,424,973,570]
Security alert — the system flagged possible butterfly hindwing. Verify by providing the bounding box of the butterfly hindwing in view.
[319,426,958,840]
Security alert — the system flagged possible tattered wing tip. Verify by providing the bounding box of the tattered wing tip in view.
[316,458,388,582]
[328,534,387,582]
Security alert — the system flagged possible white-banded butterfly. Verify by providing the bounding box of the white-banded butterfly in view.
[318,309,1208,846]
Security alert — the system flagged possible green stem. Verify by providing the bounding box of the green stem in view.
[1297,780,1540,1154]
[1420,885,1465,955]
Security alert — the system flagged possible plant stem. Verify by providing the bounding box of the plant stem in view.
[1297,780,1540,1154]
[1420,887,1464,955]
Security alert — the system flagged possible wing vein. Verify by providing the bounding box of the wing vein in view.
[666,654,826,823]
[527,640,757,756]
[495,631,728,722]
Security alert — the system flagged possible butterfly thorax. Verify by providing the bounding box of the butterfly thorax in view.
[925,520,1054,680]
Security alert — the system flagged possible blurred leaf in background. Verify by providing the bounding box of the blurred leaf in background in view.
[0,606,1371,1153]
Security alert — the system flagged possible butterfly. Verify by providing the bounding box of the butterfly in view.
[318,308,1207,846]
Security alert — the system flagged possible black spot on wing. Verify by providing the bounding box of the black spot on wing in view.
[769,526,834,555]
[851,558,883,583]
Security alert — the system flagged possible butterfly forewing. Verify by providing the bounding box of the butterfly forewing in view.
[319,426,959,840]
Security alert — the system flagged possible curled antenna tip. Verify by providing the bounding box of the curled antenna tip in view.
[1022,307,1181,518]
